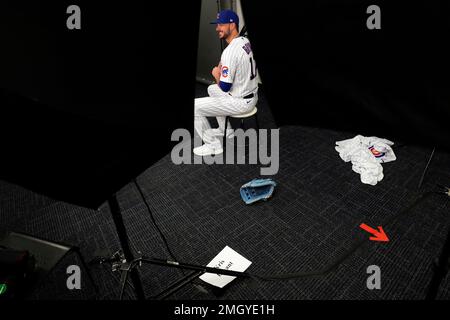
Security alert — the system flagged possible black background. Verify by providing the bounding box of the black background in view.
[243,0,450,151]
[0,1,200,208]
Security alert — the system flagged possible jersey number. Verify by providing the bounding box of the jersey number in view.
[250,57,257,80]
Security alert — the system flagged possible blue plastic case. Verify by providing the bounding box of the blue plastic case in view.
[240,178,277,204]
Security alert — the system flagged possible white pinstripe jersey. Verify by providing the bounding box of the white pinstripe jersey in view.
[220,36,258,98]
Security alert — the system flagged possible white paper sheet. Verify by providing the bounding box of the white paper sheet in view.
[199,246,252,288]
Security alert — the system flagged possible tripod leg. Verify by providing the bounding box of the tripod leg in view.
[119,268,130,300]
[155,271,203,300]
[108,195,146,300]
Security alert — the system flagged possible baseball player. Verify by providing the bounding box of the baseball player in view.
[194,9,259,156]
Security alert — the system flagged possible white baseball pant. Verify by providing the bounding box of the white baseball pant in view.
[194,84,257,148]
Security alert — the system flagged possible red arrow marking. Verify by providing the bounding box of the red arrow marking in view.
[360,223,389,242]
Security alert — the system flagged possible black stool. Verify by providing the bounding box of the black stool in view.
[223,107,259,155]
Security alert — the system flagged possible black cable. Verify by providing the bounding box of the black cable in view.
[128,189,448,283]
[253,190,442,281]
[418,147,436,189]
[133,178,181,263]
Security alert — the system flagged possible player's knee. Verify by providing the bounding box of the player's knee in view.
[194,102,205,116]
[207,84,217,96]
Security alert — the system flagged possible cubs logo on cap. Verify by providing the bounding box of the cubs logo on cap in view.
[210,9,239,26]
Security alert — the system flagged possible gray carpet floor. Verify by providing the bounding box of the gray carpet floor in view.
[0,84,449,300]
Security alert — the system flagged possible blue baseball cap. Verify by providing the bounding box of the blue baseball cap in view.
[210,9,239,26]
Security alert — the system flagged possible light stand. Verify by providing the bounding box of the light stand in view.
[107,195,146,300]
[101,191,250,300]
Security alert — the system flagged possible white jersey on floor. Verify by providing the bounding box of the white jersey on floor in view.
[335,135,397,185]
[220,36,258,98]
